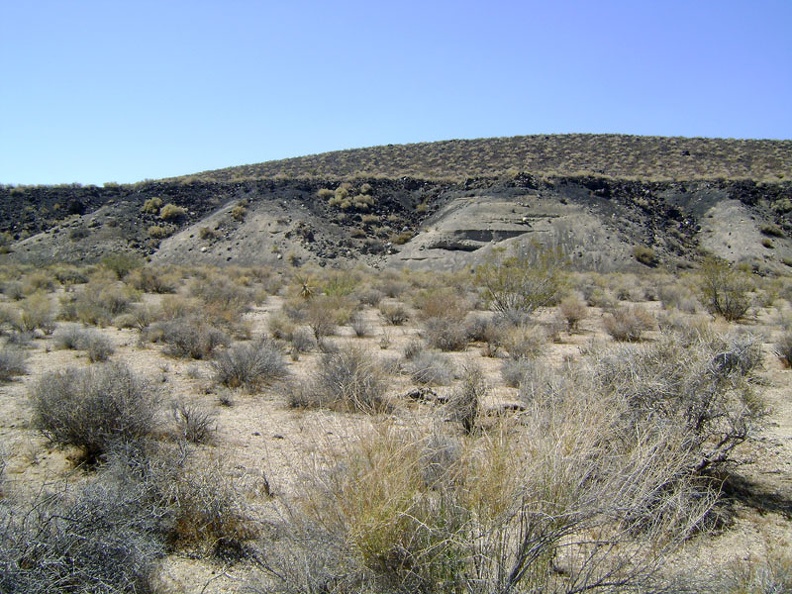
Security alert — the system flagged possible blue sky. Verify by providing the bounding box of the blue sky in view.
[1,0,790,185]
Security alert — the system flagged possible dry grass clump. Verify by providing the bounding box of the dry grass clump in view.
[126,266,180,294]
[659,281,701,313]
[414,288,472,351]
[500,322,549,358]
[288,346,389,413]
[212,337,289,392]
[29,362,160,464]
[161,455,256,559]
[1,258,787,590]
[260,382,722,594]
[188,273,253,326]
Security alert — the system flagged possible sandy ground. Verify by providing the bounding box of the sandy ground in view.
[1,288,790,593]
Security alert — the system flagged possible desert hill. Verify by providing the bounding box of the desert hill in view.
[1,134,791,272]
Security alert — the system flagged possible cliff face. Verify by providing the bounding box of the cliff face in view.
[2,175,791,273]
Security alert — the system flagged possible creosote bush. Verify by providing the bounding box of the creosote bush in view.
[475,245,566,322]
[698,256,754,321]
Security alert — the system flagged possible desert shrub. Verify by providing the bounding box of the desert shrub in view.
[212,337,288,392]
[53,325,115,362]
[14,292,55,334]
[230,202,247,221]
[199,225,220,241]
[159,203,187,221]
[21,271,56,294]
[501,357,535,388]
[405,349,455,386]
[659,281,701,313]
[698,256,754,321]
[288,327,315,360]
[700,548,792,594]
[446,364,487,433]
[423,315,470,351]
[501,322,548,359]
[59,280,139,327]
[170,399,217,444]
[101,252,143,280]
[289,346,389,413]
[162,456,256,558]
[0,464,166,593]
[354,286,384,307]
[147,318,230,359]
[413,287,470,321]
[189,274,253,326]
[557,294,588,332]
[776,330,792,367]
[271,396,715,594]
[52,264,89,286]
[113,303,159,330]
[304,296,352,340]
[760,223,785,237]
[603,305,656,341]
[349,312,371,337]
[141,196,163,214]
[580,328,764,474]
[0,280,24,301]
[30,362,160,463]
[267,310,295,340]
[147,225,171,239]
[0,347,27,381]
[632,245,658,267]
[475,245,566,321]
[379,302,410,325]
[378,276,409,298]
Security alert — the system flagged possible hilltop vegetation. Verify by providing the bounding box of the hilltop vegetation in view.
[177,134,792,183]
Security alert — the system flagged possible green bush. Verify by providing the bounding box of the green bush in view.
[475,245,566,322]
[698,256,754,321]
[101,252,143,280]
[141,196,163,214]
[159,203,187,221]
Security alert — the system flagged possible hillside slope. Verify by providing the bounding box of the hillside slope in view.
[1,135,791,272]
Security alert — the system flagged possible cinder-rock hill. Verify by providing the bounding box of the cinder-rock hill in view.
[2,134,791,273]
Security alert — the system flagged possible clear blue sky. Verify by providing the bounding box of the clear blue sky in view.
[1,0,790,185]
